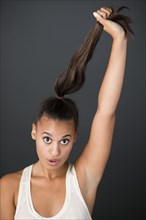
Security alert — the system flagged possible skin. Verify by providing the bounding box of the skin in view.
[0,7,127,219]
[31,116,77,178]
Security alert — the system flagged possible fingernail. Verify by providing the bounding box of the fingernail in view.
[93,12,97,18]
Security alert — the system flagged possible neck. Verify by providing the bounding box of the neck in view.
[32,161,68,180]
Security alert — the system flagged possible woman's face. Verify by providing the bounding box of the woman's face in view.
[31,115,77,170]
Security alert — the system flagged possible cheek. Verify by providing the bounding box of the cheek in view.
[62,144,73,157]
[35,140,46,156]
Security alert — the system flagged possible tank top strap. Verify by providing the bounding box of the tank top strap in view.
[15,165,33,217]
[67,163,92,219]
[23,165,33,182]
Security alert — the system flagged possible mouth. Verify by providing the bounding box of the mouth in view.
[47,159,60,166]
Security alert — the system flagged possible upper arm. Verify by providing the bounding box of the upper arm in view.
[75,110,116,187]
[0,175,16,220]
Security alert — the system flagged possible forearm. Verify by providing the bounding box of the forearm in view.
[98,35,127,115]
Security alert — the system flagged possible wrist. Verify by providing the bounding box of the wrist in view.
[112,30,127,42]
[112,33,127,45]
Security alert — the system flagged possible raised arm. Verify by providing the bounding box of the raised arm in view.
[97,10,127,115]
[75,7,128,212]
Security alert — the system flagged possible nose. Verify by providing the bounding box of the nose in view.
[50,142,60,157]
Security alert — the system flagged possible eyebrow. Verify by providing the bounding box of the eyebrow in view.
[42,132,71,138]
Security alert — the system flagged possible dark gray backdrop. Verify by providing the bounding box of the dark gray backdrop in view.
[0,0,145,220]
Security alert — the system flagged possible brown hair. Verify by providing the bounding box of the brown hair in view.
[55,6,134,97]
[37,6,134,130]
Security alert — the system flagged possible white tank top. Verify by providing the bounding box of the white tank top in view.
[14,164,92,220]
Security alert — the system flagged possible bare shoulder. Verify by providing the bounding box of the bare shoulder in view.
[0,170,23,219]
[0,169,23,192]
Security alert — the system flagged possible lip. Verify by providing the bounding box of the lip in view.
[47,159,60,166]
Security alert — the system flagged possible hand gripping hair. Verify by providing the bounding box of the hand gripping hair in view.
[37,6,134,130]
[55,6,134,98]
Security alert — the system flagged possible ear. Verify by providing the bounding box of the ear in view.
[31,123,37,140]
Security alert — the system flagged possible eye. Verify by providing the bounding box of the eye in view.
[43,137,52,144]
[60,139,69,145]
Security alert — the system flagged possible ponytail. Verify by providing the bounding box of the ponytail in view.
[36,6,134,130]
[55,6,134,97]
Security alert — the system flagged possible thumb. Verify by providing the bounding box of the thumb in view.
[93,12,106,26]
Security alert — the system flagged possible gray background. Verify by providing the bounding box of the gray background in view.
[0,0,145,219]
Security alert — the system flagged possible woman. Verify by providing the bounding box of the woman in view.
[0,7,134,220]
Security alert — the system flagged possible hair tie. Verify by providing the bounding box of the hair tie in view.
[56,95,64,100]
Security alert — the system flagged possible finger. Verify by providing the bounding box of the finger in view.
[93,12,107,26]
[97,9,107,18]
[100,8,112,17]
[101,7,113,14]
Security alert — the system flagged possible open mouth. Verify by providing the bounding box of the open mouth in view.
[47,159,59,166]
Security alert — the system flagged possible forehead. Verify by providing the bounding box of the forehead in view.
[37,116,75,135]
